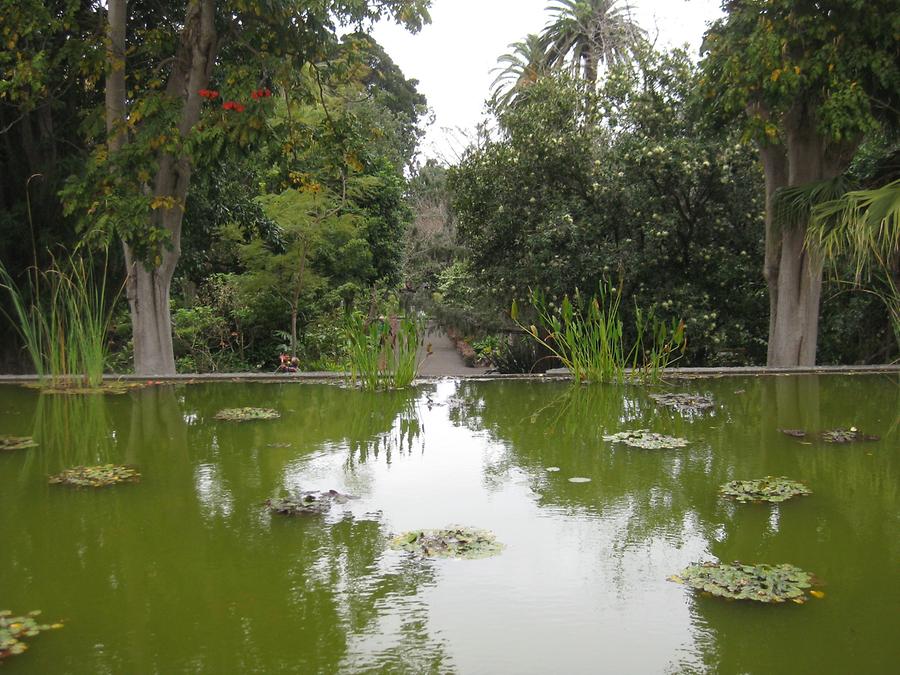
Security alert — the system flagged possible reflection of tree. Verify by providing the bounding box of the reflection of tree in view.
[689,374,900,675]
[450,376,899,674]
[1,383,448,672]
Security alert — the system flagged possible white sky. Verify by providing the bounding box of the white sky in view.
[370,0,724,163]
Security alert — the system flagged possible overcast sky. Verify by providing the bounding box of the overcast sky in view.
[370,0,724,163]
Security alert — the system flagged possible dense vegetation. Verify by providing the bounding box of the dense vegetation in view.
[0,0,897,376]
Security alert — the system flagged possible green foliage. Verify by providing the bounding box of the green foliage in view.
[214,407,280,422]
[649,393,715,413]
[49,464,141,488]
[670,562,815,604]
[344,311,424,390]
[511,280,685,383]
[452,50,768,366]
[0,252,118,387]
[389,526,504,559]
[0,610,62,661]
[700,0,899,144]
[720,477,812,503]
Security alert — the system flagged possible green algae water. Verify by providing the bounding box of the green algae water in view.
[1,375,898,674]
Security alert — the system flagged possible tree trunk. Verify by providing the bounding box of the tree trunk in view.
[765,103,854,366]
[125,0,217,375]
[759,144,788,365]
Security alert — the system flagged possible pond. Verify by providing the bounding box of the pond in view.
[1,375,898,673]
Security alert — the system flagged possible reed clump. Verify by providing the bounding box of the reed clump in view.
[511,279,685,384]
[344,311,427,390]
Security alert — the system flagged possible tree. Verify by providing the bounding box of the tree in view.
[542,0,645,85]
[490,34,553,109]
[75,0,431,375]
[700,0,900,366]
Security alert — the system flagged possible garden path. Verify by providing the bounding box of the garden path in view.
[417,323,490,377]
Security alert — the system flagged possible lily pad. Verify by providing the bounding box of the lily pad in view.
[603,429,689,450]
[0,436,38,452]
[49,464,141,488]
[669,562,815,603]
[720,476,811,503]
[214,407,280,422]
[0,610,62,661]
[650,392,714,413]
[266,490,358,515]
[545,466,561,472]
[389,526,504,560]
[568,476,591,483]
[779,428,807,438]
[820,428,879,444]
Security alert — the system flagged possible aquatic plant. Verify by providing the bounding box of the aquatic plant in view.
[344,311,427,390]
[389,526,504,559]
[0,436,38,451]
[669,562,815,604]
[266,490,358,515]
[49,464,141,487]
[0,251,119,390]
[510,279,686,383]
[214,407,280,422]
[820,428,880,443]
[720,477,812,503]
[568,476,591,483]
[603,429,689,449]
[0,610,62,661]
[650,392,714,413]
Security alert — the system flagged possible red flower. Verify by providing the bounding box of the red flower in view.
[250,88,272,100]
[222,100,244,112]
[198,89,219,100]
[234,102,245,113]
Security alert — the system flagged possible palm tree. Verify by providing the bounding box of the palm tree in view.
[490,34,552,109]
[541,0,645,84]
[807,179,900,351]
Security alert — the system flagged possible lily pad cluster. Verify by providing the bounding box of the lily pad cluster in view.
[0,610,62,660]
[720,476,812,503]
[820,428,880,444]
[389,526,504,559]
[214,407,280,422]
[779,427,880,443]
[0,436,37,452]
[603,429,689,450]
[49,464,141,488]
[266,490,358,515]
[669,562,814,604]
[650,392,714,413]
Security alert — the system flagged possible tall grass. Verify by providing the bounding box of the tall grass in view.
[344,312,426,390]
[0,250,118,388]
[511,280,685,384]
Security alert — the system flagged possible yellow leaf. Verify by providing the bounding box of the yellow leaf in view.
[810,590,825,599]
[770,69,781,82]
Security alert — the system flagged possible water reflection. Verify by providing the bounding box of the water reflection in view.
[0,375,897,673]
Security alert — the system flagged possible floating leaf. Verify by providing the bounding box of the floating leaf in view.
[720,476,811,503]
[820,428,879,444]
[389,526,504,560]
[779,428,807,438]
[215,407,280,422]
[49,464,140,488]
[671,562,815,604]
[568,477,591,483]
[0,610,62,661]
[650,392,714,413]
[265,490,358,516]
[545,467,561,472]
[603,429,689,450]
[809,590,826,599]
[0,436,38,452]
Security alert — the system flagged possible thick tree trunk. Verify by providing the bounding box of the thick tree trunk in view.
[125,0,217,375]
[765,103,854,366]
[760,144,788,365]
